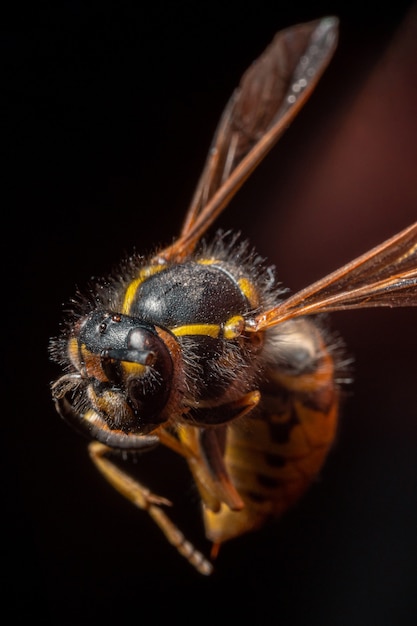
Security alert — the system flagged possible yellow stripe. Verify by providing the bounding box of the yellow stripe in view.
[67,337,80,366]
[238,278,259,307]
[121,361,146,376]
[197,258,218,265]
[122,264,166,314]
[172,324,220,338]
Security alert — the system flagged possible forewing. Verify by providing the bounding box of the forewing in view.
[251,222,417,331]
[157,17,339,262]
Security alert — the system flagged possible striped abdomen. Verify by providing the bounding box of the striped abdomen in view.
[203,318,340,543]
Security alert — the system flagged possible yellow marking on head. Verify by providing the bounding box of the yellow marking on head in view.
[223,315,245,339]
[67,337,80,368]
[172,324,220,338]
[122,264,166,314]
[238,277,259,307]
[121,361,146,377]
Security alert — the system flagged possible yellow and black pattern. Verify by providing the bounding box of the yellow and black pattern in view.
[50,234,280,433]
[202,318,341,544]
[50,231,344,570]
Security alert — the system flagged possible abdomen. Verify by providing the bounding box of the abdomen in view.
[203,317,341,543]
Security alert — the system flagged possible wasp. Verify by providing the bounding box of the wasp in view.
[50,17,417,575]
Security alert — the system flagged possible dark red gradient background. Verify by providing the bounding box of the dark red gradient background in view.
[4,3,417,625]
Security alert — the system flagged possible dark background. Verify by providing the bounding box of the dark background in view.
[3,1,417,624]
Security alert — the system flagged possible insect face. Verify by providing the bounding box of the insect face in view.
[73,311,174,430]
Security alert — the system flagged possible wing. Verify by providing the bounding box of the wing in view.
[156,16,339,262]
[248,222,417,332]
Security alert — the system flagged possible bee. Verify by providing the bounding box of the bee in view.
[50,16,417,576]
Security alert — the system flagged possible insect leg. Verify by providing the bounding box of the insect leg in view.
[178,391,261,513]
[52,380,159,450]
[88,441,213,575]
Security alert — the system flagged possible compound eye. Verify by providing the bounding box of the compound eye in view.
[126,327,159,366]
[124,327,174,422]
